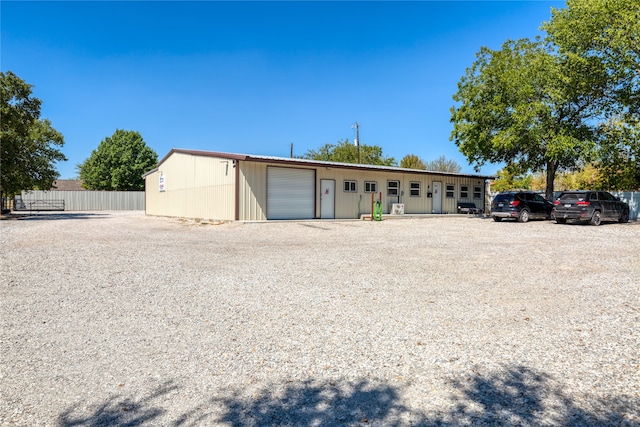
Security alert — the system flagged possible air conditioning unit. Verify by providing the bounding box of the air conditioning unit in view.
[390,203,405,215]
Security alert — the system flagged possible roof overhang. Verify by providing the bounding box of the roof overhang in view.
[143,148,495,180]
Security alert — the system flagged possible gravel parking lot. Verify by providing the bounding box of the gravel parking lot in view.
[1,211,639,426]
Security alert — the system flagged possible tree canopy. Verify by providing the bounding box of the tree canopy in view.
[544,0,639,190]
[424,155,462,173]
[1,71,66,199]
[450,38,602,199]
[77,130,157,191]
[400,154,426,170]
[450,0,640,196]
[303,139,396,166]
[544,0,639,93]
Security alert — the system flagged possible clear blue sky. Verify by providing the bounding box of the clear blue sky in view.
[2,1,565,179]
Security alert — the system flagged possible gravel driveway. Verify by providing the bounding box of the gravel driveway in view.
[1,211,639,426]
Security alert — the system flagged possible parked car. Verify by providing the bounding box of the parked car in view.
[553,191,630,225]
[457,202,483,215]
[490,191,555,222]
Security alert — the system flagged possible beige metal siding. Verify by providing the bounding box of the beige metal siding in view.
[313,169,485,218]
[146,150,488,221]
[438,176,486,214]
[145,152,235,220]
[237,161,267,220]
[315,168,367,218]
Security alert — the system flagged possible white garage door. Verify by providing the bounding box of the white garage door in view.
[267,167,315,220]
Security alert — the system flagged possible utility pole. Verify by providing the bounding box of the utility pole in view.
[290,143,293,158]
[354,121,361,164]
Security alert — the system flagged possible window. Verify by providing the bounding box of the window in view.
[410,182,421,197]
[446,184,455,198]
[364,181,377,193]
[343,180,357,192]
[460,185,469,199]
[387,180,399,196]
[474,186,482,199]
[598,191,616,201]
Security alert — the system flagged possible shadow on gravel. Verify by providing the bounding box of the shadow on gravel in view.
[207,379,419,426]
[58,382,178,426]
[447,366,638,426]
[57,367,639,426]
[9,212,109,221]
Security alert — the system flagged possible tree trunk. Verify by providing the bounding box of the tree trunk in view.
[545,161,557,200]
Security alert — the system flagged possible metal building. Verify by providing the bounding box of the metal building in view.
[144,149,494,221]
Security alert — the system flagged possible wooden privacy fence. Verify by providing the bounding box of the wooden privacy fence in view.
[19,190,145,211]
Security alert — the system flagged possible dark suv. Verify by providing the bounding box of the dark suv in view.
[553,191,630,225]
[490,191,554,222]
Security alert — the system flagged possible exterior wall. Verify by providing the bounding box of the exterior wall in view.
[146,150,489,221]
[314,168,486,218]
[20,190,144,210]
[145,152,235,220]
[237,160,268,221]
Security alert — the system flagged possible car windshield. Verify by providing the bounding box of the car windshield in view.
[559,193,585,202]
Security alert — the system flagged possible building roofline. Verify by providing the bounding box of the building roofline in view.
[143,148,495,180]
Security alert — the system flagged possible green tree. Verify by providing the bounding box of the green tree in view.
[595,119,639,190]
[543,0,640,190]
[544,0,639,96]
[78,130,157,191]
[400,154,426,169]
[555,164,602,191]
[450,37,607,200]
[491,165,533,193]
[304,139,396,166]
[424,155,462,173]
[0,71,66,203]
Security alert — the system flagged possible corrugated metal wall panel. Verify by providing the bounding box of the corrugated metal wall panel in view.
[147,151,490,221]
[145,152,235,220]
[609,191,638,220]
[313,169,486,218]
[238,161,267,221]
[20,190,145,210]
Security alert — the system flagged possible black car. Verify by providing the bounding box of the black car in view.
[490,191,554,222]
[553,191,630,225]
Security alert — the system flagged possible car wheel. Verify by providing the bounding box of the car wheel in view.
[619,209,630,223]
[590,211,602,226]
[493,216,502,222]
[556,218,566,224]
[518,209,530,223]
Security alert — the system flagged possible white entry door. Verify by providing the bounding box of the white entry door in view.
[320,179,335,219]
[432,181,442,213]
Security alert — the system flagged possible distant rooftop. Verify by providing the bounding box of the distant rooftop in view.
[52,179,85,191]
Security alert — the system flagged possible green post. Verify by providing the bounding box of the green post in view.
[374,201,383,221]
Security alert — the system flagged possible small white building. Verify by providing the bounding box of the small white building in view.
[144,149,493,221]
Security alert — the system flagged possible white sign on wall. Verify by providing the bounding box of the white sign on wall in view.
[159,174,165,192]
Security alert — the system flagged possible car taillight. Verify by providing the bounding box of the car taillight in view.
[510,200,520,207]
[576,201,590,206]
[553,200,560,205]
